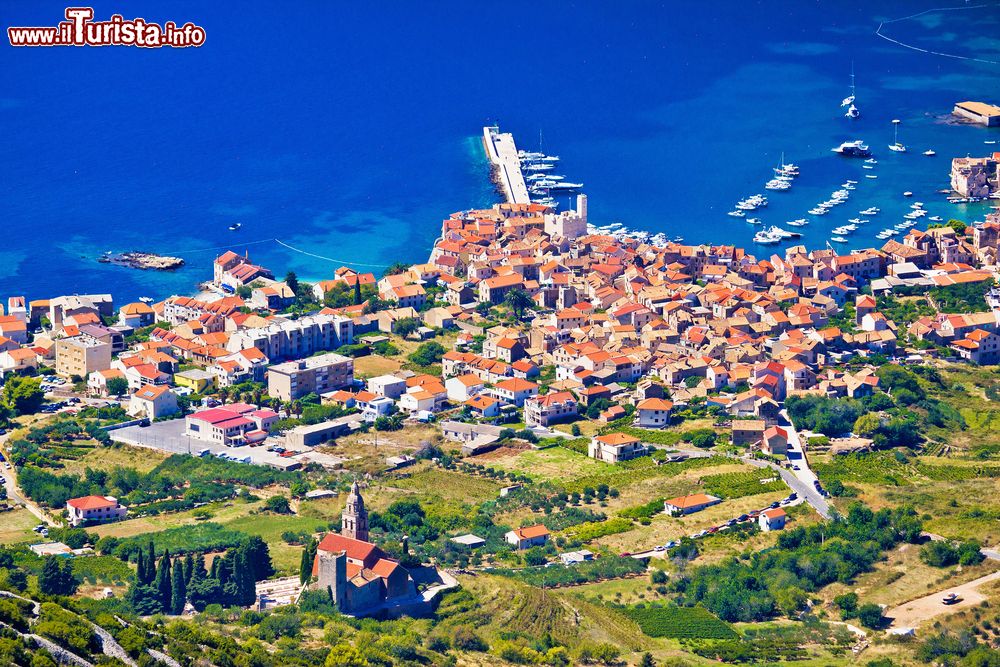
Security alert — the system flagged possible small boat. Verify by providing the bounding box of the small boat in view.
[866,174,878,179]
[865,158,878,164]
[746,217,762,225]
[138,296,154,303]
[863,165,874,170]
[229,222,242,231]
[924,149,936,156]
[860,207,880,215]
[929,215,943,222]
[903,191,913,197]
[727,210,746,218]
[830,236,849,243]
[986,140,998,145]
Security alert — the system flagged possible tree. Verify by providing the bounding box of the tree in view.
[503,287,533,319]
[325,643,369,667]
[639,653,656,667]
[300,542,316,585]
[857,603,884,629]
[106,376,129,397]
[2,376,44,416]
[155,550,172,609]
[38,557,77,596]
[170,562,186,615]
[408,341,445,367]
[285,271,299,295]
[947,218,967,234]
[394,317,421,337]
[264,495,292,514]
[384,262,410,276]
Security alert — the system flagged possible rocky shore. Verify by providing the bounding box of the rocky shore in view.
[98,251,185,270]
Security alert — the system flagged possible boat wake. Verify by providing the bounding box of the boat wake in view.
[875,4,1000,65]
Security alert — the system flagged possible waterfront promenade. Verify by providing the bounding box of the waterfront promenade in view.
[482,126,530,205]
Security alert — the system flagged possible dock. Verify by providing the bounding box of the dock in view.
[482,125,530,204]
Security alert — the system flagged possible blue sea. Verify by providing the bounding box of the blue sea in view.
[2,1,1000,304]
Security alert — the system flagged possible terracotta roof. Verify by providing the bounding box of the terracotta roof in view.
[67,495,117,510]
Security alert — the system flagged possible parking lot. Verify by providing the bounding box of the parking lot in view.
[110,420,348,470]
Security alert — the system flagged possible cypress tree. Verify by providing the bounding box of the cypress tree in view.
[299,540,315,585]
[209,555,219,581]
[195,554,207,580]
[155,550,172,609]
[183,553,194,584]
[135,549,147,585]
[353,278,361,305]
[144,541,156,585]
[170,559,186,615]
[237,551,256,606]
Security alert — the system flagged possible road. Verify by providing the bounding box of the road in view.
[0,433,57,527]
[743,410,832,519]
[885,569,1000,629]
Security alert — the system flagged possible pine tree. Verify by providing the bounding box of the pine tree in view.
[155,550,172,609]
[38,556,64,595]
[170,559,186,615]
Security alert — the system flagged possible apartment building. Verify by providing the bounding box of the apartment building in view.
[267,352,354,401]
[227,313,353,362]
[55,334,112,378]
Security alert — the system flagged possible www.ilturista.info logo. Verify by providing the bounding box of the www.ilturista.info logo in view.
[8,8,206,48]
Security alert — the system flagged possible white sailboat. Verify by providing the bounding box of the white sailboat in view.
[889,119,907,152]
[843,63,860,119]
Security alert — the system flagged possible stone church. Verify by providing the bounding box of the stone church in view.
[311,481,416,614]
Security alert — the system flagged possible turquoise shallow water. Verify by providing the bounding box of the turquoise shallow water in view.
[1,1,999,303]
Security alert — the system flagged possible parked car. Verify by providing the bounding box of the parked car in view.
[737,514,749,522]
[942,592,961,605]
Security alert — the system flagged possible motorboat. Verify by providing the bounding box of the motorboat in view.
[928,215,943,222]
[746,217,762,225]
[865,158,878,164]
[754,229,782,244]
[138,296,154,303]
[903,191,913,197]
[860,207,880,215]
[924,149,936,156]
[830,236,849,243]
[832,140,872,157]
[727,210,746,217]
[866,174,878,179]
[786,218,809,227]
[863,165,874,170]
[229,222,241,231]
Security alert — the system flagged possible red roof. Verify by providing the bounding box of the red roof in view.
[67,495,117,510]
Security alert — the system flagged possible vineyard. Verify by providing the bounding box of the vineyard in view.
[701,470,786,499]
[560,517,633,542]
[622,604,737,639]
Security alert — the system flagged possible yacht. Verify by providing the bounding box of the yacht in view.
[765,179,792,191]
[903,191,913,197]
[727,210,746,217]
[229,222,241,231]
[832,140,872,157]
[848,218,863,224]
[864,158,878,164]
[753,229,782,244]
[138,296,154,304]
[786,219,809,227]
[808,207,828,215]
[860,207,880,215]
[524,162,555,171]
[928,215,943,222]
[831,236,849,243]
[766,225,801,239]
[888,120,907,152]
[547,181,584,190]
[843,64,860,118]
[924,149,936,156]
[866,174,878,179]
[746,217,762,225]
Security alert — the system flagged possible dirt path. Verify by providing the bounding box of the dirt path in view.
[886,569,1000,629]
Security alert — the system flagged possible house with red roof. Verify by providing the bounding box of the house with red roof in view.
[66,495,126,527]
[128,384,178,420]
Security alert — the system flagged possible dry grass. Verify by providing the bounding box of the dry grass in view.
[60,443,170,476]
[821,539,1000,610]
[353,355,403,378]
[0,507,41,545]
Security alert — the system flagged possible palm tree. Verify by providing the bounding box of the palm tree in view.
[503,287,533,320]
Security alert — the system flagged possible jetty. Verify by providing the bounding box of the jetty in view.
[482,125,530,205]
